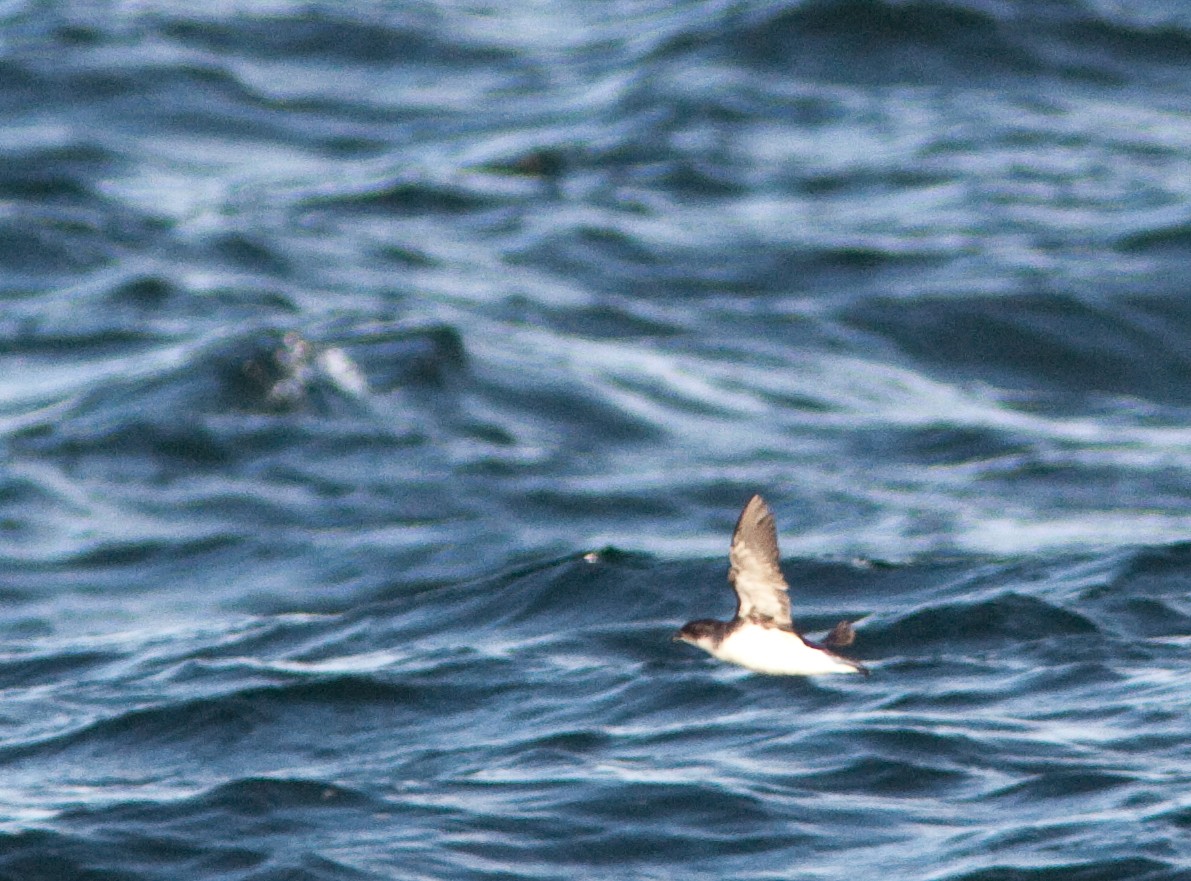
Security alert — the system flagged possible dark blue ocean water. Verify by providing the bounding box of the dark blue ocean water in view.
[2,0,1191,878]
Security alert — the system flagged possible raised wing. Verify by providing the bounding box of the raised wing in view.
[728,494,793,628]
[822,619,855,648]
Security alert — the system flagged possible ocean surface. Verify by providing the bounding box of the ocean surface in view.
[2,0,1191,878]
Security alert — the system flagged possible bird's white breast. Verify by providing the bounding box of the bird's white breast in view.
[711,623,861,676]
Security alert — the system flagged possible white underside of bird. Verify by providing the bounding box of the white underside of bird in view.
[709,621,863,676]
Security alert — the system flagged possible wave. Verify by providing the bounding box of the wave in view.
[0,541,1186,879]
[721,0,1191,89]
[941,857,1176,881]
[0,780,385,881]
[841,290,1191,406]
[864,591,1099,655]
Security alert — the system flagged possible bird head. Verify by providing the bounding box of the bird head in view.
[673,619,721,649]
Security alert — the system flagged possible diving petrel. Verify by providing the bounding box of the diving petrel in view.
[674,494,867,676]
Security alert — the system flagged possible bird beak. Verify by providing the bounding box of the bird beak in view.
[672,631,684,642]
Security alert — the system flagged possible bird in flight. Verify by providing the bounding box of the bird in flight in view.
[675,494,867,675]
